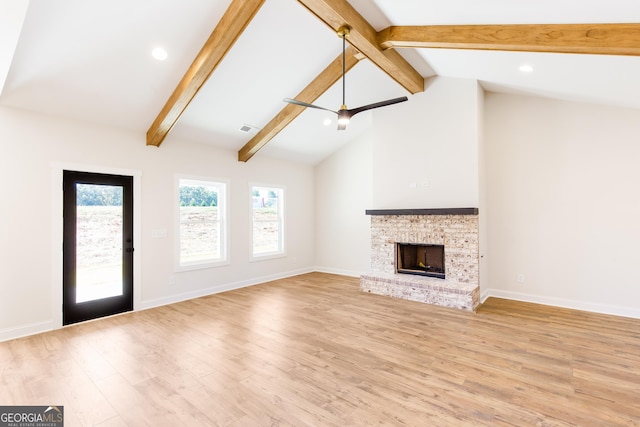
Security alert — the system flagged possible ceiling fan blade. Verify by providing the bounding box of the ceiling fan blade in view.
[283,98,337,114]
[347,96,408,117]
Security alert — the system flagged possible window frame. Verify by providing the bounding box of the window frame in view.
[250,183,285,261]
[175,175,229,271]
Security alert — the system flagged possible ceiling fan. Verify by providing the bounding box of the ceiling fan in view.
[284,25,408,130]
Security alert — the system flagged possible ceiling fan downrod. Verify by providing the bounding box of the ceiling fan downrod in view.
[337,25,351,113]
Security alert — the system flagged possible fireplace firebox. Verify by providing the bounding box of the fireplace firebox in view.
[396,243,445,279]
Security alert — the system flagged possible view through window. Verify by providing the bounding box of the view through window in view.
[251,185,284,258]
[75,183,124,303]
[178,178,227,268]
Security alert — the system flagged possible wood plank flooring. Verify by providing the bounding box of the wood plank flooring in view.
[1,272,640,426]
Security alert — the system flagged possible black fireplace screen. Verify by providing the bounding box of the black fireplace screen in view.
[396,243,445,279]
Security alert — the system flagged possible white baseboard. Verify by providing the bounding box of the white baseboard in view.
[0,321,54,343]
[481,288,640,319]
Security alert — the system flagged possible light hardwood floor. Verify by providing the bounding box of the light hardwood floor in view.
[1,272,639,426]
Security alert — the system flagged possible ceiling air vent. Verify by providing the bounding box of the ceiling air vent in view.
[239,124,256,133]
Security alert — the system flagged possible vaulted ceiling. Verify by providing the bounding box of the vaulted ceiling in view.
[2,0,640,164]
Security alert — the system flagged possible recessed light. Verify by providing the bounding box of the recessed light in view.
[323,118,332,126]
[152,47,168,61]
[519,64,533,73]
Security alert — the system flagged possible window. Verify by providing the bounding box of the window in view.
[177,177,228,269]
[251,185,284,259]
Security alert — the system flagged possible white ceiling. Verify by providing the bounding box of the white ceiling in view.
[2,0,640,164]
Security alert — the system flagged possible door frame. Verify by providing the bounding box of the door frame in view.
[51,163,142,329]
[63,170,134,324]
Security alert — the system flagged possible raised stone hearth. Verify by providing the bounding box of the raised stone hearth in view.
[360,273,479,311]
[361,208,480,311]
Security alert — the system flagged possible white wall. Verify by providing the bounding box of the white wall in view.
[372,76,481,209]
[484,93,640,317]
[0,106,315,340]
[314,130,373,276]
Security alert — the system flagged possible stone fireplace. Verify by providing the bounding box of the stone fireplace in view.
[360,208,480,311]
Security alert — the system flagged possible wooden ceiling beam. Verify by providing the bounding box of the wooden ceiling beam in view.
[295,0,424,94]
[146,0,265,147]
[378,24,640,56]
[238,46,361,162]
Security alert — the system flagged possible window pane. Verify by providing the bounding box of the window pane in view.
[178,179,225,267]
[251,185,283,257]
[75,184,123,303]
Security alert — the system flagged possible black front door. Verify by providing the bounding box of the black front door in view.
[63,170,134,325]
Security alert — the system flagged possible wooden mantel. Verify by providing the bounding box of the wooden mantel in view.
[365,208,478,216]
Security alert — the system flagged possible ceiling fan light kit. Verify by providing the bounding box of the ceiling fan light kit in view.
[284,25,407,130]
